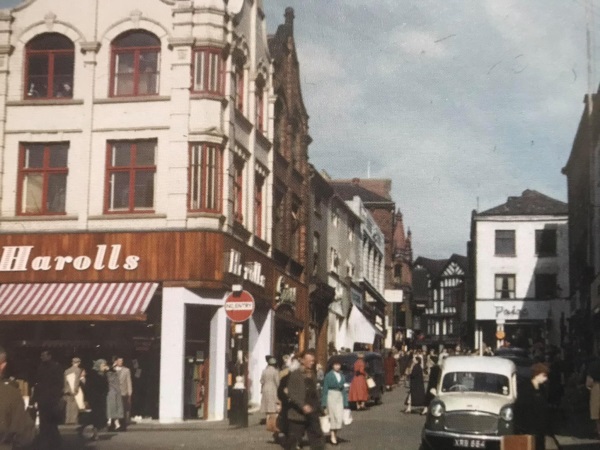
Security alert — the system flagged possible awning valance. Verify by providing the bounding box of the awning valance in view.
[0,282,158,321]
[345,305,383,346]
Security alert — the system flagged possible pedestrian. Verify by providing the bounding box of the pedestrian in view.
[284,349,324,450]
[260,356,280,437]
[404,356,426,414]
[384,351,396,391]
[515,362,552,450]
[63,357,85,425]
[348,353,369,410]
[321,357,349,445]
[276,354,299,445]
[586,354,600,439]
[113,356,132,431]
[421,355,442,416]
[31,350,64,450]
[0,345,35,450]
[106,362,124,431]
[82,359,109,440]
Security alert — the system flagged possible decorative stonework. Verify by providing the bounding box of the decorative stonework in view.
[80,41,101,54]
[44,12,57,31]
[130,9,142,28]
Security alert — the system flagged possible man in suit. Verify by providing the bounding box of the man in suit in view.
[113,356,133,431]
[0,345,35,450]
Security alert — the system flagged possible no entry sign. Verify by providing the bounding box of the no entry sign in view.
[224,290,255,322]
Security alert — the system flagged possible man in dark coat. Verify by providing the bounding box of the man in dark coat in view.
[515,363,552,450]
[284,349,324,450]
[0,345,35,450]
[405,356,426,413]
[32,350,64,450]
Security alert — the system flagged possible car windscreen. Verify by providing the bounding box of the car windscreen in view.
[441,371,510,396]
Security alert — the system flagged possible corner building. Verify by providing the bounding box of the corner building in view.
[0,0,308,423]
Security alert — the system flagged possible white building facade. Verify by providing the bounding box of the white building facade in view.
[471,190,570,350]
[0,0,288,424]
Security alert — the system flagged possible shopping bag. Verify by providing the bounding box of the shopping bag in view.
[266,414,279,433]
[343,408,353,425]
[319,415,331,434]
[501,435,534,450]
[366,377,376,389]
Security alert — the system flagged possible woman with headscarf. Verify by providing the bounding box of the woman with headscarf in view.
[260,356,280,436]
[348,353,369,410]
[81,359,109,440]
[404,356,425,413]
[321,358,349,445]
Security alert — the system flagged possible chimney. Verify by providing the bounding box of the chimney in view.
[351,177,360,185]
[285,7,294,32]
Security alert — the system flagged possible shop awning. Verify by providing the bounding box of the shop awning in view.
[0,282,158,321]
[347,306,383,345]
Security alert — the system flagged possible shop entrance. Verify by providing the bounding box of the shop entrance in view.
[183,305,213,420]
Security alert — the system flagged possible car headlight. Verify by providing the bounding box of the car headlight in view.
[499,405,513,421]
[430,401,445,418]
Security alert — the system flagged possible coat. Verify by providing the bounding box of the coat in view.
[409,363,426,407]
[117,366,133,397]
[0,381,35,450]
[63,366,83,424]
[260,365,279,414]
[424,364,441,406]
[321,371,348,410]
[84,370,108,429]
[286,369,319,422]
[106,370,124,420]
[32,360,64,424]
[516,381,550,450]
[384,356,396,386]
[348,359,369,402]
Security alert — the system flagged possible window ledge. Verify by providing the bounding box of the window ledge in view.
[494,254,516,257]
[190,92,226,102]
[187,211,225,221]
[0,215,78,222]
[88,213,167,220]
[94,96,170,104]
[7,99,84,106]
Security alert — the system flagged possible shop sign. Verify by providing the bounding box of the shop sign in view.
[0,244,140,273]
[224,290,255,322]
[225,249,266,287]
[495,305,529,320]
[275,276,296,306]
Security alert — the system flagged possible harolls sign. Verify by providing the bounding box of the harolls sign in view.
[224,290,255,322]
[0,245,140,272]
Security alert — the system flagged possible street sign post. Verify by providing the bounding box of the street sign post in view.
[224,290,255,322]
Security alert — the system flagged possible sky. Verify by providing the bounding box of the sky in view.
[0,0,592,259]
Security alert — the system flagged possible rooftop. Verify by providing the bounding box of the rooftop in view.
[477,189,567,217]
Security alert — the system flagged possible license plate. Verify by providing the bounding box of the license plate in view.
[454,438,486,448]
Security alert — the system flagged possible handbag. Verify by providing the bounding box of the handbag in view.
[266,414,279,433]
[343,408,353,425]
[319,414,331,434]
[366,377,376,389]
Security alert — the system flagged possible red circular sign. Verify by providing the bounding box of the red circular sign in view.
[224,290,255,322]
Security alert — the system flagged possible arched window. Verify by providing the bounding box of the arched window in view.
[111,31,160,97]
[25,33,74,99]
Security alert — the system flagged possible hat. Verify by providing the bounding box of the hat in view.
[93,359,107,372]
[268,357,277,366]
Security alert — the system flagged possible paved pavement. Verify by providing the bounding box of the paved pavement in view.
[40,384,600,449]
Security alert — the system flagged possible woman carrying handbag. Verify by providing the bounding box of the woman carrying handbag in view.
[321,358,349,445]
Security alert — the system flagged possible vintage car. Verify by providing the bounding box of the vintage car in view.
[325,352,385,405]
[421,356,517,450]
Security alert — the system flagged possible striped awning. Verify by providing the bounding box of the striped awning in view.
[0,282,158,321]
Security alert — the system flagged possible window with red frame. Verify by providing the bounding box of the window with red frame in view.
[17,142,68,215]
[235,64,244,112]
[254,174,264,238]
[233,158,244,222]
[105,140,156,213]
[25,33,74,99]
[111,31,160,97]
[193,48,224,94]
[255,85,265,132]
[189,143,222,212]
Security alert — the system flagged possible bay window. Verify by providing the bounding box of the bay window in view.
[189,143,222,212]
[193,48,224,94]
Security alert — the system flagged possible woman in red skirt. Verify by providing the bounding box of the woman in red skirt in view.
[348,353,369,410]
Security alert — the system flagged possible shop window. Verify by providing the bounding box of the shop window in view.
[111,30,160,97]
[495,230,515,256]
[535,273,558,299]
[233,157,244,223]
[17,142,68,215]
[535,229,557,257]
[193,48,224,94]
[254,173,264,238]
[105,140,156,213]
[25,33,74,99]
[189,143,222,212]
[495,274,516,299]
